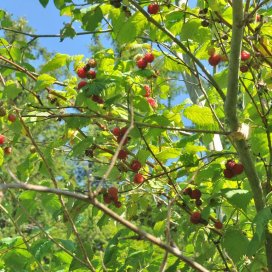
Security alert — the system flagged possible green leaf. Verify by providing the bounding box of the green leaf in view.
[39,0,49,8]
[3,81,22,99]
[154,220,165,236]
[54,0,65,9]
[71,137,93,157]
[156,148,182,161]
[117,12,147,44]
[0,148,3,167]
[222,189,252,212]
[183,105,218,129]
[40,193,62,215]
[82,6,103,31]
[34,74,56,91]
[40,53,68,73]
[222,229,249,263]
[3,249,32,271]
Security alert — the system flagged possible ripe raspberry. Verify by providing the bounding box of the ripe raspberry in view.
[208,54,221,66]
[183,187,193,196]
[190,211,202,224]
[147,3,160,14]
[191,189,202,200]
[143,85,151,97]
[241,50,251,61]
[108,187,118,202]
[240,65,249,73]
[136,58,148,69]
[232,163,244,175]
[225,160,236,170]
[92,95,104,104]
[143,52,155,63]
[117,135,130,145]
[223,168,235,179]
[146,97,157,108]
[0,134,5,145]
[120,127,128,136]
[77,67,87,78]
[214,221,223,229]
[130,160,142,172]
[103,193,112,204]
[114,201,122,208]
[87,70,96,79]
[134,173,144,184]
[8,113,16,122]
[118,149,128,160]
[112,127,121,136]
[77,81,87,90]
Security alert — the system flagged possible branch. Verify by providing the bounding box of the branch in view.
[0,182,210,272]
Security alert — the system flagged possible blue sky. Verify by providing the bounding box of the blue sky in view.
[1,0,92,56]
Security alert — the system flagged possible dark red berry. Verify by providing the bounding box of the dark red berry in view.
[92,95,104,104]
[112,127,121,136]
[225,160,236,170]
[232,163,244,175]
[208,54,221,66]
[240,65,249,73]
[77,67,87,78]
[77,81,87,90]
[191,189,202,200]
[120,127,128,136]
[195,199,202,206]
[223,168,235,179]
[136,58,148,69]
[143,52,155,63]
[114,201,122,208]
[183,187,192,196]
[190,211,201,224]
[117,135,129,145]
[8,113,16,122]
[108,187,118,202]
[130,160,142,172]
[118,149,128,160]
[147,3,160,14]
[87,70,96,79]
[214,221,223,229]
[241,50,251,61]
[134,173,144,184]
[103,193,112,204]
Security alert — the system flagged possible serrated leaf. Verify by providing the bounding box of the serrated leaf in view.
[40,53,68,73]
[34,74,56,91]
[183,105,218,129]
[222,229,249,263]
[222,189,252,212]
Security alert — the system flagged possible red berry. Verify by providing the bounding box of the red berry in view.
[4,146,12,155]
[118,149,128,160]
[114,201,122,208]
[256,14,261,22]
[134,173,144,184]
[240,65,249,73]
[120,127,128,136]
[223,168,235,179]
[87,70,96,79]
[208,54,221,66]
[130,160,142,172]
[112,127,121,136]
[232,163,244,175]
[103,193,112,204]
[147,3,160,14]
[77,67,87,78]
[88,58,97,68]
[183,187,193,196]
[214,221,223,229]
[146,97,157,108]
[207,47,216,56]
[108,187,118,202]
[190,211,201,224]
[241,50,251,61]
[8,113,16,122]
[195,199,202,206]
[117,135,130,145]
[143,52,155,63]
[136,58,148,69]
[191,189,202,200]
[143,85,151,97]
[0,135,5,145]
[77,81,87,90]
[92,95,104,104]
[225,159,236,170]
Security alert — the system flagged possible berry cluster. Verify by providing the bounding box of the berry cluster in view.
[103,187,121,208]
[76,58,104,104]
[223,160,244,179]
[183,187,202,206]
[142,85,157,108]
[240,50,251,73]
[136,52,155,70]
[112,126,130,145]
[198,8,209,27]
